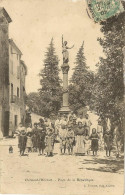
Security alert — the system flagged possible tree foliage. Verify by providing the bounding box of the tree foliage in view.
[69,42,94,114]
[26,92,41,114]
[39,39,62,117]
[93,7,125,128]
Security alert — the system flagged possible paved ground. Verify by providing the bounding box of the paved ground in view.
[0,137,124,195]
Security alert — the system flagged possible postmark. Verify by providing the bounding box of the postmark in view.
[86,0,124,22]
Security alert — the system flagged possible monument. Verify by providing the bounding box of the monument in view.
[59,35,74,115]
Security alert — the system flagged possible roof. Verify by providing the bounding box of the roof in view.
[0,7,12,23]
[20,60,28,75]
[9,39,22,55]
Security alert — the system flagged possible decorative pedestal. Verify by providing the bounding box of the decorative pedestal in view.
[59,64,71,115]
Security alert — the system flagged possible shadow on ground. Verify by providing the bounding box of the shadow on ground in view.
[79,158,124,174]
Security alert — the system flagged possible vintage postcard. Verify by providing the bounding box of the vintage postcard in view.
[0,0,124,195]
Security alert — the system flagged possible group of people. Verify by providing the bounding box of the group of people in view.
[15,112,114,157]
[17,118,55,156]
[56,113,112,157]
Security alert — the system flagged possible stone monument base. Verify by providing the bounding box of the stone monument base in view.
[59,106,71,115]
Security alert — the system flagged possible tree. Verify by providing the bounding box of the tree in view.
[26,92,41,114]
[39,39,62,117]
[93,4,125,133]
[69,42,94,114]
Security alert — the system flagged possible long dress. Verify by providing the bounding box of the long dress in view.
[90,133,99,152]
[74,126,85,154]
[37,131,46,150]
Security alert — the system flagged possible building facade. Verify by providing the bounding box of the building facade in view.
[0,8,27,137]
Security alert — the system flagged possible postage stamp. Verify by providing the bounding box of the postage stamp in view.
[87,0,124,22]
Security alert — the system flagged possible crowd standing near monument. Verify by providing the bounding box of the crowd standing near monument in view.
[14,111,122,158]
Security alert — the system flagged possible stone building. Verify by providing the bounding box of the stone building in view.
[0,8,27,137]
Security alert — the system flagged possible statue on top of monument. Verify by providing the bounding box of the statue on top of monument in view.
[62,35,74,64]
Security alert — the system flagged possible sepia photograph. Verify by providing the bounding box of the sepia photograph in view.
[0,0,124,194]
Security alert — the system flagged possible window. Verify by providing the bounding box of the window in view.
[17,87,19,97]
[11,83,13,101]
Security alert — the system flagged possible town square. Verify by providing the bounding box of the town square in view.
[0,0,124,195]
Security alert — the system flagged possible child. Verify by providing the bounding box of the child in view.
[18,130,27,156]
[26,132,33,153]
[37,128,46,156]
[66,125,74,155]
[84,134,91,155]
[26,124,32,134]
[59,124,67,154]
[90,128,99,156]
[45,128,54,157]
[32,131,38,152]
[104,130,112,157]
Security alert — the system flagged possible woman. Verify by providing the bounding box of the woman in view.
[90,128,99,156]
[74,122,85,155]
[62,37,74,64]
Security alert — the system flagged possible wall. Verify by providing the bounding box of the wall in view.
[0,10,9,136]
[9,43,21,132]
[20,62,26,125]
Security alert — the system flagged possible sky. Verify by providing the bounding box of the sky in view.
[0,0,104,93]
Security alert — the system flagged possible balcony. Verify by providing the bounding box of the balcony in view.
[11,95,21,106]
